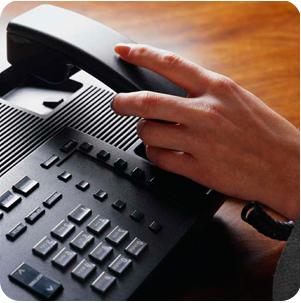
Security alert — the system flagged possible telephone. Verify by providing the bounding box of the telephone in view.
[0,5,224,301]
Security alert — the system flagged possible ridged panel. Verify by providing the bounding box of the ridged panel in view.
[0,85,139,176]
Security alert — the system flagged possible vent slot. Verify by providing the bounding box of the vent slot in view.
[0,85,139,176]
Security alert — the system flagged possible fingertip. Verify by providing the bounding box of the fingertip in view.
[111,93,123,113]
[114,43,133,57]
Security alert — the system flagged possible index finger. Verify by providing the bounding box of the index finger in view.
[112,91,189,124]
[114,43,211,96]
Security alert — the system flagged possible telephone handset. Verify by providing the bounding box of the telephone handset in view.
[7,4,185,96]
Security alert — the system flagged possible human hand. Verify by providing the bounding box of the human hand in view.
[112,43,300,220]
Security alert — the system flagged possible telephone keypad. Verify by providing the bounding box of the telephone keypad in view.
[1,128,218,300]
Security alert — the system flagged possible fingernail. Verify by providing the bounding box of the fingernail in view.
[115,43,132,57]
[110,94,118,111]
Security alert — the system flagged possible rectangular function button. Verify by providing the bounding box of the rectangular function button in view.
[6,222,27,241]
[131,167,146,181]
[91,271,116,294]
[108,254,132,276]
[87,216,110,235]
[93,189,108,202]
[52,248,77,270]
[114,158,128,171]
[148,221,162,233]
[125,237,147,257]
[43,192,62,209]
[0,190,21,212]
[57,171,72,182]
[70,231,94,252]
[76,180,90,191]
[68,204,92,224]
[71,259,96,282]
[9,263,63,300]
[12,176,39,197]
[96,150,110,162]
[130,209,144,222]
[51,219,75,241]
[60,140,77,153]
[25,206,45,224]
[40,155,59,169]
[111,200,126,211]
[79,142,93,152]
[33,236,58,259]
[89,242,113,264]
[105,226,129,245]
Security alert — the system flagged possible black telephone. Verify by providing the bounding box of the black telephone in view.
[0,5,223,301]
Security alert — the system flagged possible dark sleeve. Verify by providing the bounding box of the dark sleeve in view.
[273,219,300,300]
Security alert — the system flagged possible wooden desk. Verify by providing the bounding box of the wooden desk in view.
[1,1,299,300]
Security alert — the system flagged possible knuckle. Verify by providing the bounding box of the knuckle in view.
[162,51,183,67]
[138,91,159,116]
[131,45,148,57]
[202,103,223,121]
[136,120,151,142]
[213,76,237,92]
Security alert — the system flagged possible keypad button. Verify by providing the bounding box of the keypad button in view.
[40,155,59,169]
[148,221,162,233]
[93,189,108,202]
[68,204,92,224]
[52,248,77,270]
[43,192,62,209]
[31,275,63,299]
[97,150,110,162]
[0,190,22,212]
[33,236,58,259]
[79,142,93,152]
[70,231,94,252]
[108,254,132,276]
[125,237,147,257]
[6,222,27,241]
[105,226,129,245]
[111,200,126,211]
[91,271,116,294]
[71,259,96,282]
[131,167,146,181]
[89,242,113,264]
[57,171,72,182]
[114,158,128,171]
[12,176,39,197]
[76,180,90,192]
[87,216,110,235]
[60,140,77,153]
[9,263,63,300]
[51,219,75,241]
[130,209,144,222]
[25,206,45,224]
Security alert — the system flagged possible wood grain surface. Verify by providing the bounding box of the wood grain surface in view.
[0,1,299,300]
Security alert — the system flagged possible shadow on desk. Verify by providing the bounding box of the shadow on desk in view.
[133,199,284,301]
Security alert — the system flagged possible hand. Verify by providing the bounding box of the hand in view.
[112,43,300,220]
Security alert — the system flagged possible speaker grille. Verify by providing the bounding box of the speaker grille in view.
[0,85,139,176]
